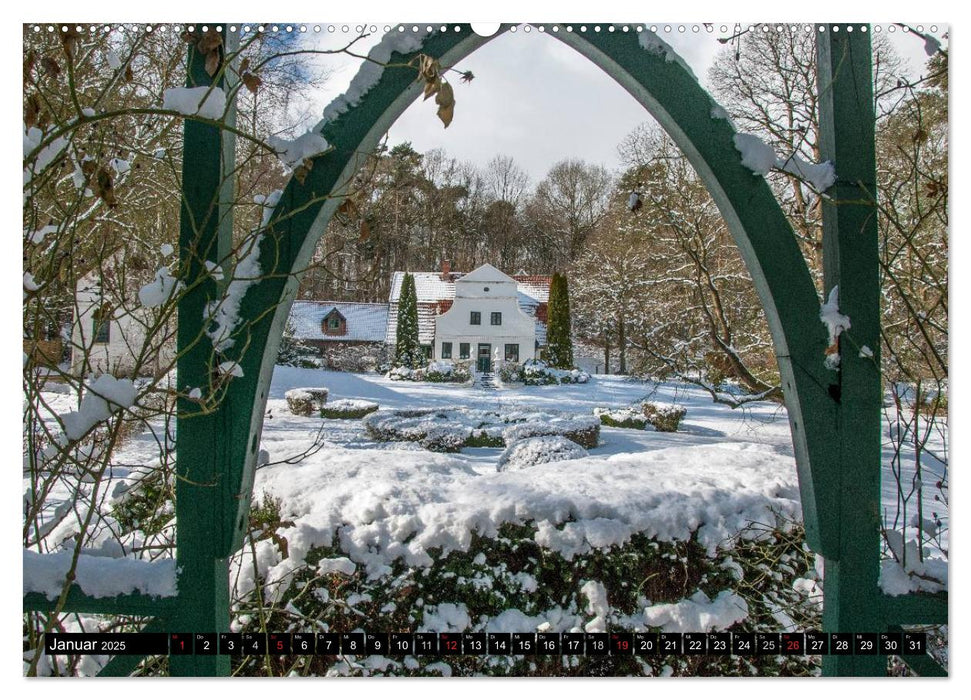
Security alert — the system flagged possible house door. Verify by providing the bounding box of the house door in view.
[477,344,491,372]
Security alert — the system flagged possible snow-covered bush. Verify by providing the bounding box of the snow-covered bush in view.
[320,399,379,420]
[363,408,599,451]
[642,401,687,432]
[285,387,328,416]
[425,360,473,383]
[522,359,591,385]
[501,416,600,449]
[318,342,388,373]
[497,361,524,383]
[594,407,648,430]
[498,436,588,471]
[227,518,823,677]
[388,360,473,383]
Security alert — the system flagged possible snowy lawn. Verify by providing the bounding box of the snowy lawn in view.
[24,367,947,675]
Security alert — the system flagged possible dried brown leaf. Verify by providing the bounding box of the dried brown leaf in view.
[61,27,81,61]
[418,54,440,82]
[240,57,250,73]
[422,78,440,101]
[435,81,454,108]
[205,49,221,77]
[197,31,223,55]
[24,50,37,82]
[92,166,117,208]
[41,56,61,79]
[337,198,360,219]
[25,94,41,129]
[242,71,262,94]
[293,164,309,185]
[124,65,134,82]
[435,81,455,128]
[437,102,454,128]
[359,219,370,241]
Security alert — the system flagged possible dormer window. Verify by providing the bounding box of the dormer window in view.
[322,309,347,336]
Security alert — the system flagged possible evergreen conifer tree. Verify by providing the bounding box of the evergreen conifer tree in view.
[394,273,424,368]
[546,272,574,368]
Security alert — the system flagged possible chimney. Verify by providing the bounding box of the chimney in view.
[440,259,451,280]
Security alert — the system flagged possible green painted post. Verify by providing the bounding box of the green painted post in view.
[816,25,885,676]
[170,26,236,677]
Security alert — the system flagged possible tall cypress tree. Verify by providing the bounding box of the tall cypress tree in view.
[394,273,423,368]
[546,272,574,368]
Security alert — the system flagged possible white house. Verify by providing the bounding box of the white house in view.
[71,263,176,377]
[384,263,551,371]
[432,264,539,371]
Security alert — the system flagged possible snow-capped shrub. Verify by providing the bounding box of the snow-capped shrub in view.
[497,362,524,383]
[424,360,473,384]
[388,365,424,381]
[521,358,591,385]
[641,402,687,432]
[388,360,473,383]
[594,407,648,430]
[285,387,328,416]
[224,518,822,677]
[363,408,599,451]
[320,399,379,419]
[420,425,470,452]
[497,436,588,471]
[502,416,600,449]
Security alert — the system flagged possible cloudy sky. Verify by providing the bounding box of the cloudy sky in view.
[291,23,947,182]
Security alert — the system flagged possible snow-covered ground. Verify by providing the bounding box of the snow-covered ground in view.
[25,367,948,617]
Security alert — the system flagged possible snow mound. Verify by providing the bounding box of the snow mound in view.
[59,374,138,441]
[267,132,329,168]
[252,441,802,578]
[734,132,836,191]
[322,28,430,123]
[498,436,588,472]
[23,549,177,599]
[162,86,226,119]
[643,589,748,633]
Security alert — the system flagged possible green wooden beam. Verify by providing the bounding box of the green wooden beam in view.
[899,652,948,678]
[882,593,948,626]
[170,26,236,677]
[23,589,178,617]
[816,25,885,676]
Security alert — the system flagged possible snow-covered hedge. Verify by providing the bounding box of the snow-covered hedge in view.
[362,408,600,452]
[594,407,649,430]
[227,517,823,677]
[501,416,600,449]
[285,387,328,416]
[388,360,473,384]
[498,436,588,472]
[641,401,687,432]
[320,399,379,420]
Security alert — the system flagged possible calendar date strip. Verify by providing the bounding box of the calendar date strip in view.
[44,631,927,657]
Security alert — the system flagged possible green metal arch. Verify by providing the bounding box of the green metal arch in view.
[220,24,841,561]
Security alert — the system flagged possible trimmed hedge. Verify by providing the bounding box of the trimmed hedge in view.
[321,399,379,419]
